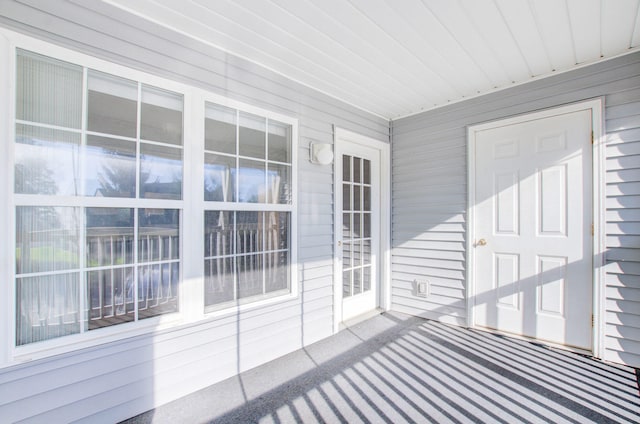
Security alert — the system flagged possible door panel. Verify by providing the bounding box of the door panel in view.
[473,109,592,350]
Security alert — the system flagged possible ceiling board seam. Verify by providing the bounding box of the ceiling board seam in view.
[170,0,403,114]
[630,0,640,48]
[204,0,414,114]
[346,0,464,100]
[493,0,534,78]
[100,0,393,119]
[285,0,447,112]
[417,0,495,92]
[456,0,517,85]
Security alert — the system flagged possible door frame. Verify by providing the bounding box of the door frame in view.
[466,99,605,358]
[333,127,391,334]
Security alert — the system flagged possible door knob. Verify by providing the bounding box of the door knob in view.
[477,239,487,246]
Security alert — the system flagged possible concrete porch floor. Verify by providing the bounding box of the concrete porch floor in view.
[122,312,640,424]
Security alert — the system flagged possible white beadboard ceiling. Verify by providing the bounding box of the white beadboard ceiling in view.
[102,0,640,120]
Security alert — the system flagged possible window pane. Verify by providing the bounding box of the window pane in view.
[87,267,135,330]
[138,262,179,319]
[265,212,289,251]
[205,103,236,154]
[15,124,80,196]
[267,163,291,204]
[353,185,361,211]
[87,70,137,138]
[140,143,182,200]
[204,153,236,202]
[343,184,351,211]
[237,254,263,299]
[85,135,136,197]
[266,251,288,293]
[268,120,291,163]
[86,208,134,267]
[16,206,79,274]
[354,268,362,294]
[343,242,351,268]
[239,112,265,159]
[363,213,371,238]
[363,266,371,292]
[343,213,351,239]
[363,186,371,211]
[138,209,180,262]
[141,85,183,145]
[343,270,351,297]
[238,158,265,203]
[236,211,263,254]
[363,159,371,184]
[16,273,80,346]
[205,211,234,257]
[205,257,235,307]
[17,50,82,129]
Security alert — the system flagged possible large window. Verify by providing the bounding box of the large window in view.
[14,50,183,345]
[204,103,293,310]
[11,47,296,351]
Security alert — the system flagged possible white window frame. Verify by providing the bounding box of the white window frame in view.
[0,28,298,366]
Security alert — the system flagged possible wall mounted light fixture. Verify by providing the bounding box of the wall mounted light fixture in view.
[309,141,334,165]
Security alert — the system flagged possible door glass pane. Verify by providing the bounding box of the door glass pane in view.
[141,85,183,145]
[205,153,236,202]
[85,135,136,197]
[87,70,137,138]
[342,242,351,268]
[353,157,361,183]
[268,120,291,163]
[86,208,134,267]
[353,212,361,238]
[363,159,371,184]
[268,163,291,204]
[16,206,80,274]
[353,241,362,267]
[343,270,352,297]
[353,185,361,211]
[15,124,80,196]
[239,112,266,159]
[343,184,351,211]
[343,213,351,239]
[140,143,182,200]
[16,273,80,345]
[353,268,362,294]
[17,50,83,129]
[362,239,371,266]
[363,186,371,211]
[343,155,351,182]
[238,158,265,203]
[363,213,371,238]
[205,103,236,154]
[363,266,371,291]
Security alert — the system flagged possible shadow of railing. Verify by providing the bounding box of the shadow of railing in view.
[183,312,640,424]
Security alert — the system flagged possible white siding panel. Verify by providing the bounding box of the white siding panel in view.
[0,2,387,424]
[392,50,640,367]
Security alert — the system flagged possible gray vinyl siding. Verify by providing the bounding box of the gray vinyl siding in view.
[0,2,387,423]
[391,51,640,367]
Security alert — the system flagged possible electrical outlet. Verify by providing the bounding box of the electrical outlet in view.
[415,279,429,298]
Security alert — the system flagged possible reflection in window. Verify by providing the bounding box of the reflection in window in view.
[87,70,137,138]
[205,153,236,202]
[205,103,236,154]
[141,85,183,145]
[140,143,183,200]
[204,210,290,309]
[239,112,266,159]
[15,125,81,196]
[85,135,136,197]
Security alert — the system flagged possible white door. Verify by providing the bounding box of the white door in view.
[472,109,593,350]
[337,142,380,322]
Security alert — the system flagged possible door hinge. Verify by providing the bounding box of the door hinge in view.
[591,131,594,144]
[591,314,595,327]
[591,224,594,236]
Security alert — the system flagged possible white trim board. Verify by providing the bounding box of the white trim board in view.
[466,99,605,358]
[333,127,391,334]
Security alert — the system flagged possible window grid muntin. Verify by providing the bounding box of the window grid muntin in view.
[14,49,184,346]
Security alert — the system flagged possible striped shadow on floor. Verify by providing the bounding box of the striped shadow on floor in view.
[123,311,640,424]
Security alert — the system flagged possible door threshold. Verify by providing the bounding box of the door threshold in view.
[340,308,384,331]
[472,325,593,356]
